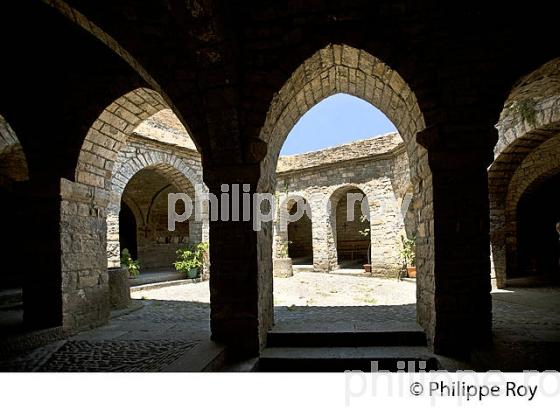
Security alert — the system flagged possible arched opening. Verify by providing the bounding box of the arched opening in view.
[118,166,193,280]
[119,200,139,261]
[287,198,313,264]
[516,173,560,283]
[0,114,29,335]
[486,58,560,371]
[490,57,560,288]
[265,45,424,336]
[332,187,371,269]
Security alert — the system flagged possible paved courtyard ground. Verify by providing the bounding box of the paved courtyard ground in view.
[1,272,559,371]
[133,271,416,307]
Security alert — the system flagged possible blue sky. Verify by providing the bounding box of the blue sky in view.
[280,93,397,156]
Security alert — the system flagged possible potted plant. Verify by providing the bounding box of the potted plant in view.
[174,242,209,279]
[399,235,416,278]
[359,215,372,273]
[121,248,140,278]
[273,241,293,278]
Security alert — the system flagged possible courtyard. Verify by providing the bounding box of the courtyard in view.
[2,274,560,371]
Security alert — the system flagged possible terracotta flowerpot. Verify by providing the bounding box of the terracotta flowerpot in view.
[363,264,372,273]
[407,266,416,278]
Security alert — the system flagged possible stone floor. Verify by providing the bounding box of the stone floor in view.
[129,268,185,286]
[1,272,559,371]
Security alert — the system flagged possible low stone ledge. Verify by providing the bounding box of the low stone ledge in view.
[108,267,131,309]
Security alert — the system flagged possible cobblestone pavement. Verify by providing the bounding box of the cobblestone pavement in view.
[0,299,209,371]
[2,272,560,371]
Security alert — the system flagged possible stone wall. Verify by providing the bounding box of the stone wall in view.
[122,169,190,270]
[107,132,206,270]
[60,178,110,329]
[274,133,411,276]
[63,88,207,330]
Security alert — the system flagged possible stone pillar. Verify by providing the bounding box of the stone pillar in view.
[16,179,64,330]
[108,267,130,309]
[106,198,121,269]
[417,125,494,357]
[309,195,336,271]
[60,178,111,329]
[205,165,272,357]
[364,182,403,276]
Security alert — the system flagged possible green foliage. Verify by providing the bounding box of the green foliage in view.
[174,242,209,274]
[399,235,416,267]
[121,248,140,277]
[359,214,371,265]
[508,99,537,126]
[277,240,291,258]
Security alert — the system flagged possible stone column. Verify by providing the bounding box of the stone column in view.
[60,178,111,329]
[204,165,272,356]
[15,179,64,330]
[417,125,494,357]
[106,197,121,269]
[363,181,403,276]
[11,177,112,331]
[309,195,336,271]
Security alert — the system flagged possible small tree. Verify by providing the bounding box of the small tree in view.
[121,248,140,278]
[358,214,371,264]
[174,242,209,275]
[399,235,416,267]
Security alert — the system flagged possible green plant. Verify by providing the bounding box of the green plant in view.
[358,214,371,264]
[508,99,537,126]
[277,240,291,258]
[121,248,140,277]
[399,235,416,267]
[174,242,209,274]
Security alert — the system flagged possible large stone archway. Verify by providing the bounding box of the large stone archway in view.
[107,145,206,269]
[489,58,560,287]
[0,115,29,293]
[57,88,204,329]
[256,44,434,348]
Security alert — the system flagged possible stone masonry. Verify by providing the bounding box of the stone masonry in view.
[489,58,560,288]
[273,132,412,276]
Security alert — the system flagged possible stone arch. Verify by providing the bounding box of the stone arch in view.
[489,58,560,287]
[506,139,560,223]
[327,185,371,270]
[119,197,141,258]
[259,44,426,192]
[107,150,206,269]
[0,114,29,184]
[0,114,29,292]
[273,194,313,265]
[257,43,429,333]
[43,0,162,92]
[76,87,169,190]
[502,137,560,281]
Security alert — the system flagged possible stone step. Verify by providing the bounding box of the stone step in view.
[292,264,315,273]
[257,346,439,372]
[267,329,427,347]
